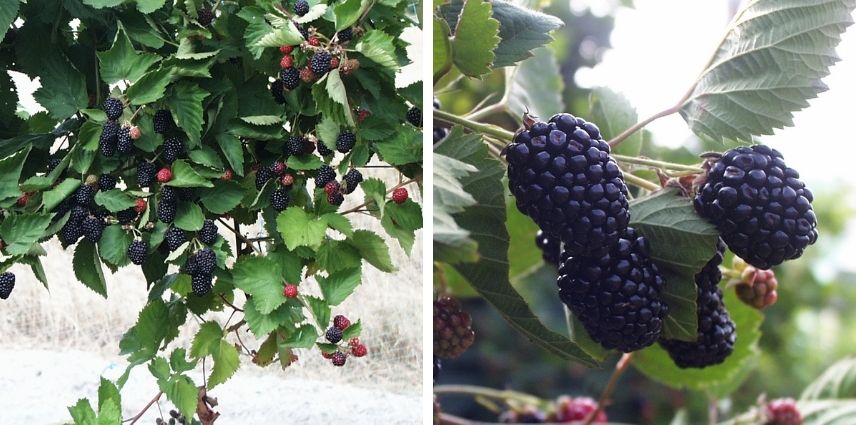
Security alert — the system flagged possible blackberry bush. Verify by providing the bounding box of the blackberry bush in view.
[2,0,421,422]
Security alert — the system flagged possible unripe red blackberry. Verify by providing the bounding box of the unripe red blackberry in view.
[134,198,147,213]
[694,145,817,269]
[331,351,346,366]
[734,264,779,310]
[333,314,350,330]
[283,284,298,298]
[764,398,802,425]
[197,6,214,26]
[280,55,294,69]
[324,181,340,196]
[556,396,606,424]
[299,66,315,82]
[351,344,367,357]
[559,227,666,352]
[392,187,408,204]
[156,167,173,183]
[506,113,629,257]
[433,296,475,358]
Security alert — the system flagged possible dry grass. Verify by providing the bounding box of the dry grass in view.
[0,168,422,396]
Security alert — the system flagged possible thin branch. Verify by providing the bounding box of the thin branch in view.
[583,353,634,425]
[432,385,542,406]
[226,319,246,333]
[607,103,684,149]
[217,217,259,255]
[219,294,244,312]
[125,391,163,424]
[434,109,515,143]
[612,154,702,172]
[623,173,661,192]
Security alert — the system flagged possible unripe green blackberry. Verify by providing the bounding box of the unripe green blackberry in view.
[433,296,475,358]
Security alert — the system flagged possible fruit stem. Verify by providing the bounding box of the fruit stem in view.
[433,385,544,406]
[612,154,702,173]
[126,391,163,424]
[434,110,516,144]
[622,173,661,192]
[607,103,684,149]
[583,353,634,425]
[217,217,260,255]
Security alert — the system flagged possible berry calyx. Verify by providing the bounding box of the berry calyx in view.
[283,284,298,299]
[392,187,408,204]
[280,55,293,69]
[333,314,350,330]
[156,167,173,183]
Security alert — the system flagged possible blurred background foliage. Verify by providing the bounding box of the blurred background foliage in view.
[434,1,856,423]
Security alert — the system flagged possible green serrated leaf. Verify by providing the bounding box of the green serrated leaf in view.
[174,202,204,231]
[0,213,52,256]
[0,147,28,205]
[346,230,394,272]
[333,0,369,31]
[318,267,361,306]
[451,0,499,77]
[190,321,223,358]
[209,339,240,389]
[167,160,214,188]
[43,179,81,212]
[199,180,244,215]
[68,399,97,424]
[95,189,138,212]
[166,83,208,146]
[98,225,132,267]
[355,30,399,71]
[433,149,478,263]
[276,208,327,250]
[33,54,89,119]
[589,87,642,157]
[98,29,161,84]
[305,295,331,329]
[127,68,173,105]
[280,324,318,349]
[233,256,286,314]
[506,47,563,120]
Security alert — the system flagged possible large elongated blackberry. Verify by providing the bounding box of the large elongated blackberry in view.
[315,165,336,188]
[103,97,123,121]
[76,185,96,206]
[336,130,356,153]
[71,205,89,223]
[694,145,817,269]
[271,188,290,211]
[128,240,148,265]
[117,126,133,153]
[310,51,331,76]
[558,227,667,352]
[158,199,177,223]
[270,79,286,104]
[660,240,735,368]
[0,272,15,299]
[343,169,363,194]
[281,68,300,90]
[160,186,177,203]
[165,227,187,251]
[191,273,212,296]
[506,114,629,257]
[60,220,83,247]
[317,141,333,157]
[194,248,217,275]
[535,230,560,267]
[82,215,105,242]
[137,162,157,187]
[100,121,119,157]
[153,109,175,134]
[199,219,218,245]
[163,136,185,164]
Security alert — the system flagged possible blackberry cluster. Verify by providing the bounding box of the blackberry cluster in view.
[162,136,185,164]
[281,68,300,90]
[433,98,448,143]
[98,174,117,191]
[270,79,286,104]
[336,130,356,153]
[187,248,216,296]
[153,109,175,134]
[310,51,331,76]
[271,188,290,211]
[694,145,817,269]
[337,27,353,43]
[342,169,363,194]
[100,121,119,157]
[660,240,735,368]
[0,272,15,300]
[506,113,629,257]
[255,166,274,190]
[137,162,157,187]
[294,0,309,16]
[535,230,560,267]
[284,135,307,157]
[406,106,422,127]
[317,141,333,157]
[117,126,133,153]
[558,227,667,352]
[433,296,475,358]
[128,240,148,265]
[199,219,218,245]
[165,227,187,252]
[325,326,343,343]
[82,215,105,242]
[103,97,123,121]
[315,165,336,188]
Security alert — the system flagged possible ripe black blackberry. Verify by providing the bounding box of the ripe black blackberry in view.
[337,27,353,43]
[506,113,629,257]
[165,227,187,251]
[294,0,309,16]
[60,220,83,247]
[284,135,306,157]
[71,205,89,223]
[162,136,185,164]
[310,51,331,76]
[342,169,363,194]
[336,130,356,153]
[98,174,117,191]
[327,192,344,206]
[47,158,61,173]
[558,227,667,352]
[191,273,212,296]
[434,296,475,358]
[161,186,177,203]
[153,109,175,134]
[255,166,274,190]
[177,187,196,201]
[82,215,105,242]
[137,162,157,187]
[315,165,336,188]
[660,240,736,368]
[281,68,300,90]
[317,141,333,157]
[535,230,560,267]
[433,98,448,143]
[326,326,343,343]
[158,199,177,223]
[194,248,217,275]
[694,144,817,269]
[0,272,15,300]
[76,185,96,206]
[199,219,218,245]
[100,121,119,157]
[103,97,123,121]
[117,126,133,153]
[331,351,346,367]
[197,6,214,26]
[406,106,422,127]
[271,188,290,211]
[270,79,286,104]
[128,240,148,265]
[116,208,138,225]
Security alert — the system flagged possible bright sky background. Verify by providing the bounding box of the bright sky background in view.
[573,0,856,277]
